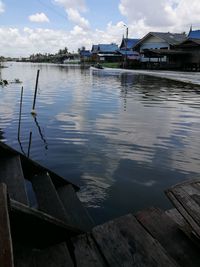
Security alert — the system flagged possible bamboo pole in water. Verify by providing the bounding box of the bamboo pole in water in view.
[18,86,23,140]
[27,131,32,158]
[31,69,40,115]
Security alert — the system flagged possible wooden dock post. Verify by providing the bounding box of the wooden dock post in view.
[0,183,14,267]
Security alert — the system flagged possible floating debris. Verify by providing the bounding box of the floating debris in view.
[0,79,8,86]
[10,78,23,84]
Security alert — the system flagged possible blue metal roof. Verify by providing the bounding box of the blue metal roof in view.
[120,38,140,49]
[91,44,118,53]
[91,45,98,52]
[80,50,91,57]
[188,30,200,39]
[98,44,118,53]
[126,39,140,49]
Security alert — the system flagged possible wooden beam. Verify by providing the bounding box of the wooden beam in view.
[30,172,68,222]
[0,183,14,267]
[57,184,94,232]
[0,155,29,205]
[10,199,82,248]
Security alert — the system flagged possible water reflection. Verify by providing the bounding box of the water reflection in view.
[33,116,48,150]
[1,62,200,224]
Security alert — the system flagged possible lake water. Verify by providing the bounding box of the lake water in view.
[1,62,200,224]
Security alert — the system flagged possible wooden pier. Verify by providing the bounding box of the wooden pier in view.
[0,141,200,266]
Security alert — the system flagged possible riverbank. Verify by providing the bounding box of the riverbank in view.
[100,67,200,86]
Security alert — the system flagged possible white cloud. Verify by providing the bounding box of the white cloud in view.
[0,1,5,13]
[29,12,50,23]
[70,25,87,35]
[54,0,87,12]
[0,21,125,57]
[119,0,200,37]
[3,0,200,57]
[54,0,89,29]
[67,8,89,29]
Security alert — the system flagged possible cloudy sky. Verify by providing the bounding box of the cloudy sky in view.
[1,0,200,57]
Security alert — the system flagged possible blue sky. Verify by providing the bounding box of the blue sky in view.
[0,0,124,30]
[0,0,200,57]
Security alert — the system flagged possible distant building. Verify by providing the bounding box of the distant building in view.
[79,50,91,62]
[119,38,140,50]
[188,29,200,39]
[133,32,187,65]
[91,43,120,62]
[173,29,200,70]
[118,37,140,61]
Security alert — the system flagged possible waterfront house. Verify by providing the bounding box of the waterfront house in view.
[188,29,200,39]
[118,37,140,61]
[133,32,187,68]
[79,49,91,63]
[91,43,121,62]
[172,29,200,70]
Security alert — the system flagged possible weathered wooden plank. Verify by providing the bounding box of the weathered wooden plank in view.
[57,184,94,232]
[10,199,82,248]
[179,182,200,206]
[72,234,106,267]
[30,172,68,222]
[0,183,14,267]
[166,190,200,240]
[92,214,179,267]
[0,155,29,205]
[166,185,200,237]
[165,209,189,229]
[136,207,200,267]
[35,243,74,267]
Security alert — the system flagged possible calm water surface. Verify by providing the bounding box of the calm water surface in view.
[1,62,200,224]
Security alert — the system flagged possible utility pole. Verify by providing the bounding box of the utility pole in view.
[124,24,128,68]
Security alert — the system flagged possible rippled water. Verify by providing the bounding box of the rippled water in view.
[1,62,200,224]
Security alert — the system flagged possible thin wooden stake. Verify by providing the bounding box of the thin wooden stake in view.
[31,69,40,114]
[27,131,32,158]
[18,86,23,140]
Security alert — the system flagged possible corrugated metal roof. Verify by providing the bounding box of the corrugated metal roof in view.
[134,32,187,48]
[120,38,140,49]
[80,50,91,56]
[177,38,200,47]
[188,30,200,39]
[91,45,98,52]
[98,44,118,53]
[91,44,118,53]
[152,32,187,45]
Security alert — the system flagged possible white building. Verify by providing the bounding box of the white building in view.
[134,32,187,63]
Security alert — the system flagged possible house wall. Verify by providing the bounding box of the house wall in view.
[176,47,200,65]
[186,48,200,63]
[140,36,169,62]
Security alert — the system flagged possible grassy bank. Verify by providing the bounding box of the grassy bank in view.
[101,62,120,68]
